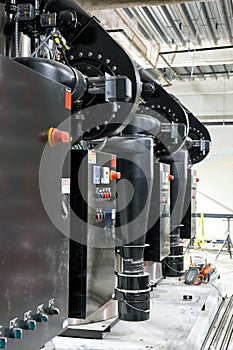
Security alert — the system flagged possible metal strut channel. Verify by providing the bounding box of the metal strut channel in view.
[201,295,233,350]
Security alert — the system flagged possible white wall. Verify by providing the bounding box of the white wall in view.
[194,125,233,241]
[167,78,233,120]
[166,79,233,242]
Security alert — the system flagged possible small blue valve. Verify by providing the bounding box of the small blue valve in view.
[26,320,36,331]
[0,337,7,349]
[12,328,23,339]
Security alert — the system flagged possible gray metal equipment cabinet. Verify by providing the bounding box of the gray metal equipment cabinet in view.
[0,56,70,350]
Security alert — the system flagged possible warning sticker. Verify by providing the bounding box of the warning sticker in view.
[62,178,70,194]
[65,89,72,110]
[88,151,97,164]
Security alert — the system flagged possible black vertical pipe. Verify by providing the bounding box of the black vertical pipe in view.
[162,149,189,276]
[102,136,153,321]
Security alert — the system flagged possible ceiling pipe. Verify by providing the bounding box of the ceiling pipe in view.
[202,121,233,126]
[177,71,233,76]
[159,45,233,55]
[78,0,205,11]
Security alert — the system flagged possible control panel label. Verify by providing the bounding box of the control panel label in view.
[61,178,70,194]
[88,151,97,164]
[101,167,110,184]
[111,208,116,220]
[93,166,101,184]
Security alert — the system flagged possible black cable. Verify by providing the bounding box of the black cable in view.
[39,0,55,13]
[120,297,149,314]
[163,261,185,274]
[208,282,225,300]
[61,48,78,88]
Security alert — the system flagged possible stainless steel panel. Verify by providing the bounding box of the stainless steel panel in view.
[190,169,197,239]
[180,168,197,239]
[159,163,171,260]
[144,261,163,284]
[145,162,170,262]
[69,300,117,326]
[0,4,6,55]
[86,247,115,317]
[0,55,70,350]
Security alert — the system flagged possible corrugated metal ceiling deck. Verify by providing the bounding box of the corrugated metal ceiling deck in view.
[119,0,233,81]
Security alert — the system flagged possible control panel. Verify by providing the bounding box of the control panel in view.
[69,149,119,319]
[88,151,120,227]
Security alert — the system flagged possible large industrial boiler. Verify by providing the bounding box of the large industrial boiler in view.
[0,0,212,349]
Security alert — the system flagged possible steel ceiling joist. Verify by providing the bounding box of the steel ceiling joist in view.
[180,3,201,46]
[160,5,186,46]
[219,0,233,44]
[200,2,218,46]
[131,7,156,41]
[209,65,217,79]
[142,6,171,45]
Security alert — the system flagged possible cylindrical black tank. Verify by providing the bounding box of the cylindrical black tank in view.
[103,136,153,321]
[162,150,189,276]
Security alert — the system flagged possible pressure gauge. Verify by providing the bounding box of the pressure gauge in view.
[184,267,199,285]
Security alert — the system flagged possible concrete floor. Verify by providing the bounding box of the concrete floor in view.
[52,248,233,350]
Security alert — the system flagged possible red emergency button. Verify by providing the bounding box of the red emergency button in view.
[48,128,70,147]
[168,175,174,181]
[110,170,121,181]
[95,212,101,220]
